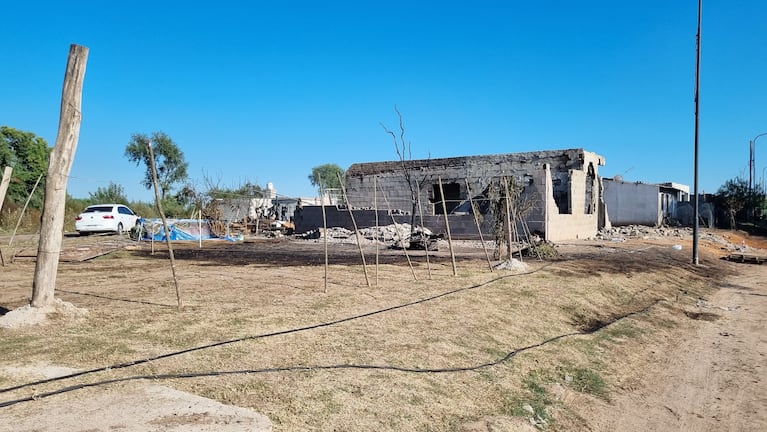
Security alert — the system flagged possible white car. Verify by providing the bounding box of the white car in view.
[75,204,141,235]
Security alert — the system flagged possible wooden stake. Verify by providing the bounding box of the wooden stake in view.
[415,179,432,279]
[465,178,494,271]
[438,177,458,276]
[318,173,329,293]
[503,176,514,261]
[148,140,182,308]
[31,45,88,308]
[9,173,42,247]
[198,209,202,249]
[337,173,370,287]
[0,167,10,265]
[374,176,379,287]
[378,179,417,281]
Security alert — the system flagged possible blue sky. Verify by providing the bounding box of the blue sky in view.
[2,1,766,202]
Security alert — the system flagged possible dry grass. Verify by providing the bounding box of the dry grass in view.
[0,236,733,431]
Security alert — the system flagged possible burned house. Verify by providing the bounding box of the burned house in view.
[295,148,606,241]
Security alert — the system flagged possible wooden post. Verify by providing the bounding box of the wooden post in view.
[31,44,88,308]
[0,166,12,213]
[465,178,494,271]
[415,179,432,279]
[9,174,42,247]
[377,179,417,281]
[503,177,514,260]
[374,176,379,287]
[318,174,329,293]
[438,177,458,276]
[0,167,10,264]
[337,173,371,287]
[198,210,202,249]
[148,140,183,308]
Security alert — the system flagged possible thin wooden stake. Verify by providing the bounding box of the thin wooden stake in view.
[337,173,370,287]
[465,178,494,271]
[378,179,417,281]
[506,177,523,263]
[503,176,514,261]
[9,173,43,247]
[148,140,182,308]
[415,179,432,279]
[374,176,379,287]
[318,173,329,293]
[438,177,458,276]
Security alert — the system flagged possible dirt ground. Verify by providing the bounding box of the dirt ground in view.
[0,229,765,431]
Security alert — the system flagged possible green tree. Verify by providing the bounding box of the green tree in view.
[88,182,128,204]
[0,126,51,208]
[308,164,345,196]
[714,176,765,228]
[125,131,188,201]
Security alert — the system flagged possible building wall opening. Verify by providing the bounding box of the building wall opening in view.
[432,182,461,214]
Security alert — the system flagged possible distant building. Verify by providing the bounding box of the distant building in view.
[603,178,691,226]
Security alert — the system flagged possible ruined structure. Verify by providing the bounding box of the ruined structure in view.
[296,148,606,241]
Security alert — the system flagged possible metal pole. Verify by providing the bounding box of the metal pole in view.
[750,132,767,193]
[749,140,754,192]
[762,166,767,195]
[692,0,702,266]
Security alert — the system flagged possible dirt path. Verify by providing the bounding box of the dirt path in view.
[581,263,767,431]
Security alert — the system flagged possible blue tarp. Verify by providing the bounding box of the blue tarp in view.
[139,218,237,242]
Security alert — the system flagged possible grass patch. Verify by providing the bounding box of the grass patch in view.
[556,365,607,398]
[502,370,554,425]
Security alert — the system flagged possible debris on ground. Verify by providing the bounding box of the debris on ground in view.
[0,299,88,329]
[493,258,529,272]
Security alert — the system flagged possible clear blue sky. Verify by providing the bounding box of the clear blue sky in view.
[2,1,766,202]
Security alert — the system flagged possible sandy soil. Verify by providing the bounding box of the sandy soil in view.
[0,229,765,431]
[569,261,767,431]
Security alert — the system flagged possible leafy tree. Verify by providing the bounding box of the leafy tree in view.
[88,182,128,204]
[125,131,188,201]
[308,164,344,197]
[714,176,765,228]
[0,126,51,208]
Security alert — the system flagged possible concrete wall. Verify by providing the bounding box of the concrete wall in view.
[603,179,661,226]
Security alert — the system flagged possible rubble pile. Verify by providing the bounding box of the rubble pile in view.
[297,224,445,250]
[595,225,694,241]
[596,225,759,253]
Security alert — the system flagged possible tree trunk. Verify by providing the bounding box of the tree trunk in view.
[31,44,89,308]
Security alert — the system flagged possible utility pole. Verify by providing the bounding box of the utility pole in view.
[692,0,702,266]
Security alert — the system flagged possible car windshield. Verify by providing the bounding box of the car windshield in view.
[83,206,114,213]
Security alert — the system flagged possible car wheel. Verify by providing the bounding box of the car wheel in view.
[117,222,124,235]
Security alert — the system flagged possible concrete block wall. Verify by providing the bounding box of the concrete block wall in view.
[603,179,661,226]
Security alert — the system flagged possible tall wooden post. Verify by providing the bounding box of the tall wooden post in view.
[0,167,12,213]
[31,44,88,308]
[438,177,458,276]
[0,167,8,266]
[148,141,183,308]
